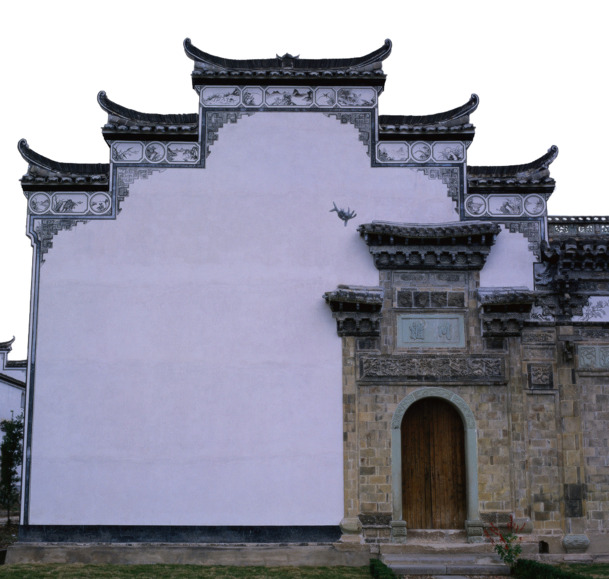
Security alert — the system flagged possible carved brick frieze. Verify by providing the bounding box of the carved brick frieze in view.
[393,272,467,287]
[359,355,505,383]
[522,329,556,344]
[397,290,465,308]
[573,327,609,340]
[527,363,553,389]
[522,347,555,361]
[324,286,383,337]
[359,221,500,271]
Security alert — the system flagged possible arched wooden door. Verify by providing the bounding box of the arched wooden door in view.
[401,397,466,529]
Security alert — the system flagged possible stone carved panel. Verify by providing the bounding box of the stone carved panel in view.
[527,363,553,389]
[578,345,609,370]
[397,314,465,348]
[359,355,505,383]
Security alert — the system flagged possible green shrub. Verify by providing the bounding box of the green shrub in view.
[514,559,592,579]
[369,558,397,579]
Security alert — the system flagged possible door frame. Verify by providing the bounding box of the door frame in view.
[391,387,480,527]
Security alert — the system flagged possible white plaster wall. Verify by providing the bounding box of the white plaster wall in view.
[29,113,456,525]
[480,226,536,289]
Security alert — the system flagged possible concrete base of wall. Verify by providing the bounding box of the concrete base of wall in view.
[5,542,372,566]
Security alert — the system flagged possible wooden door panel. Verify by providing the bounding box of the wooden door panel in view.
[401,398,466,529]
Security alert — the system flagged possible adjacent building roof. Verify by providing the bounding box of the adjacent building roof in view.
[18,139,109,192]
[0,337,15,351]
[98,91,199,142]
[378,94,478,141]
[548,216,609,239]
[184,38,391,86]
[467,146,558,194]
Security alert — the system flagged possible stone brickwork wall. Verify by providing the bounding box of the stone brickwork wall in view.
[341,259,609,552]
[525,391,562,532]
[580,377,609,533]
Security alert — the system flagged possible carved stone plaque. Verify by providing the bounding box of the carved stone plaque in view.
[397,314,465,348]
[578,345,609,370]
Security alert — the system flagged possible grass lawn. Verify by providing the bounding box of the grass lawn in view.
[560,563,609,578]
[0,564,371,578]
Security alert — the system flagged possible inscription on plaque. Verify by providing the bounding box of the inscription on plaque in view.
[397,314,465,348]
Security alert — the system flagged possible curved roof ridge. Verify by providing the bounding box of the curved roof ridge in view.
[184,38,392,72]
[468,146,558,179]
[0,336,15,351]
[18,139,109,176]
[97,91,198,125]
[379,94,479,127]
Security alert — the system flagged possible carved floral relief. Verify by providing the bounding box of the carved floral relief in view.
[337,88,376,107]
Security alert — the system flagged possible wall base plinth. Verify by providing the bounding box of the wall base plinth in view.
[5,542,371,567]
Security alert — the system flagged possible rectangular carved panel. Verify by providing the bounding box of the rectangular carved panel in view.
[578,345,609,370]
[528,363,554,389]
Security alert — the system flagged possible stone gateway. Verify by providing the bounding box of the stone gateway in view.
[8,40,609,564]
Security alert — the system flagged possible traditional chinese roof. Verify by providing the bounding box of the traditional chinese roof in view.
[98,91,199,142]
[323,286,384,338]
[359,221,501,241]
[468,146,558,194]
[358,221,501,271]
[184,38,391,87]
[478,289,536,337]
[323,285,384,309]
[478,289,536,308]
[18,140,109,192]
[378,94,478,141]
